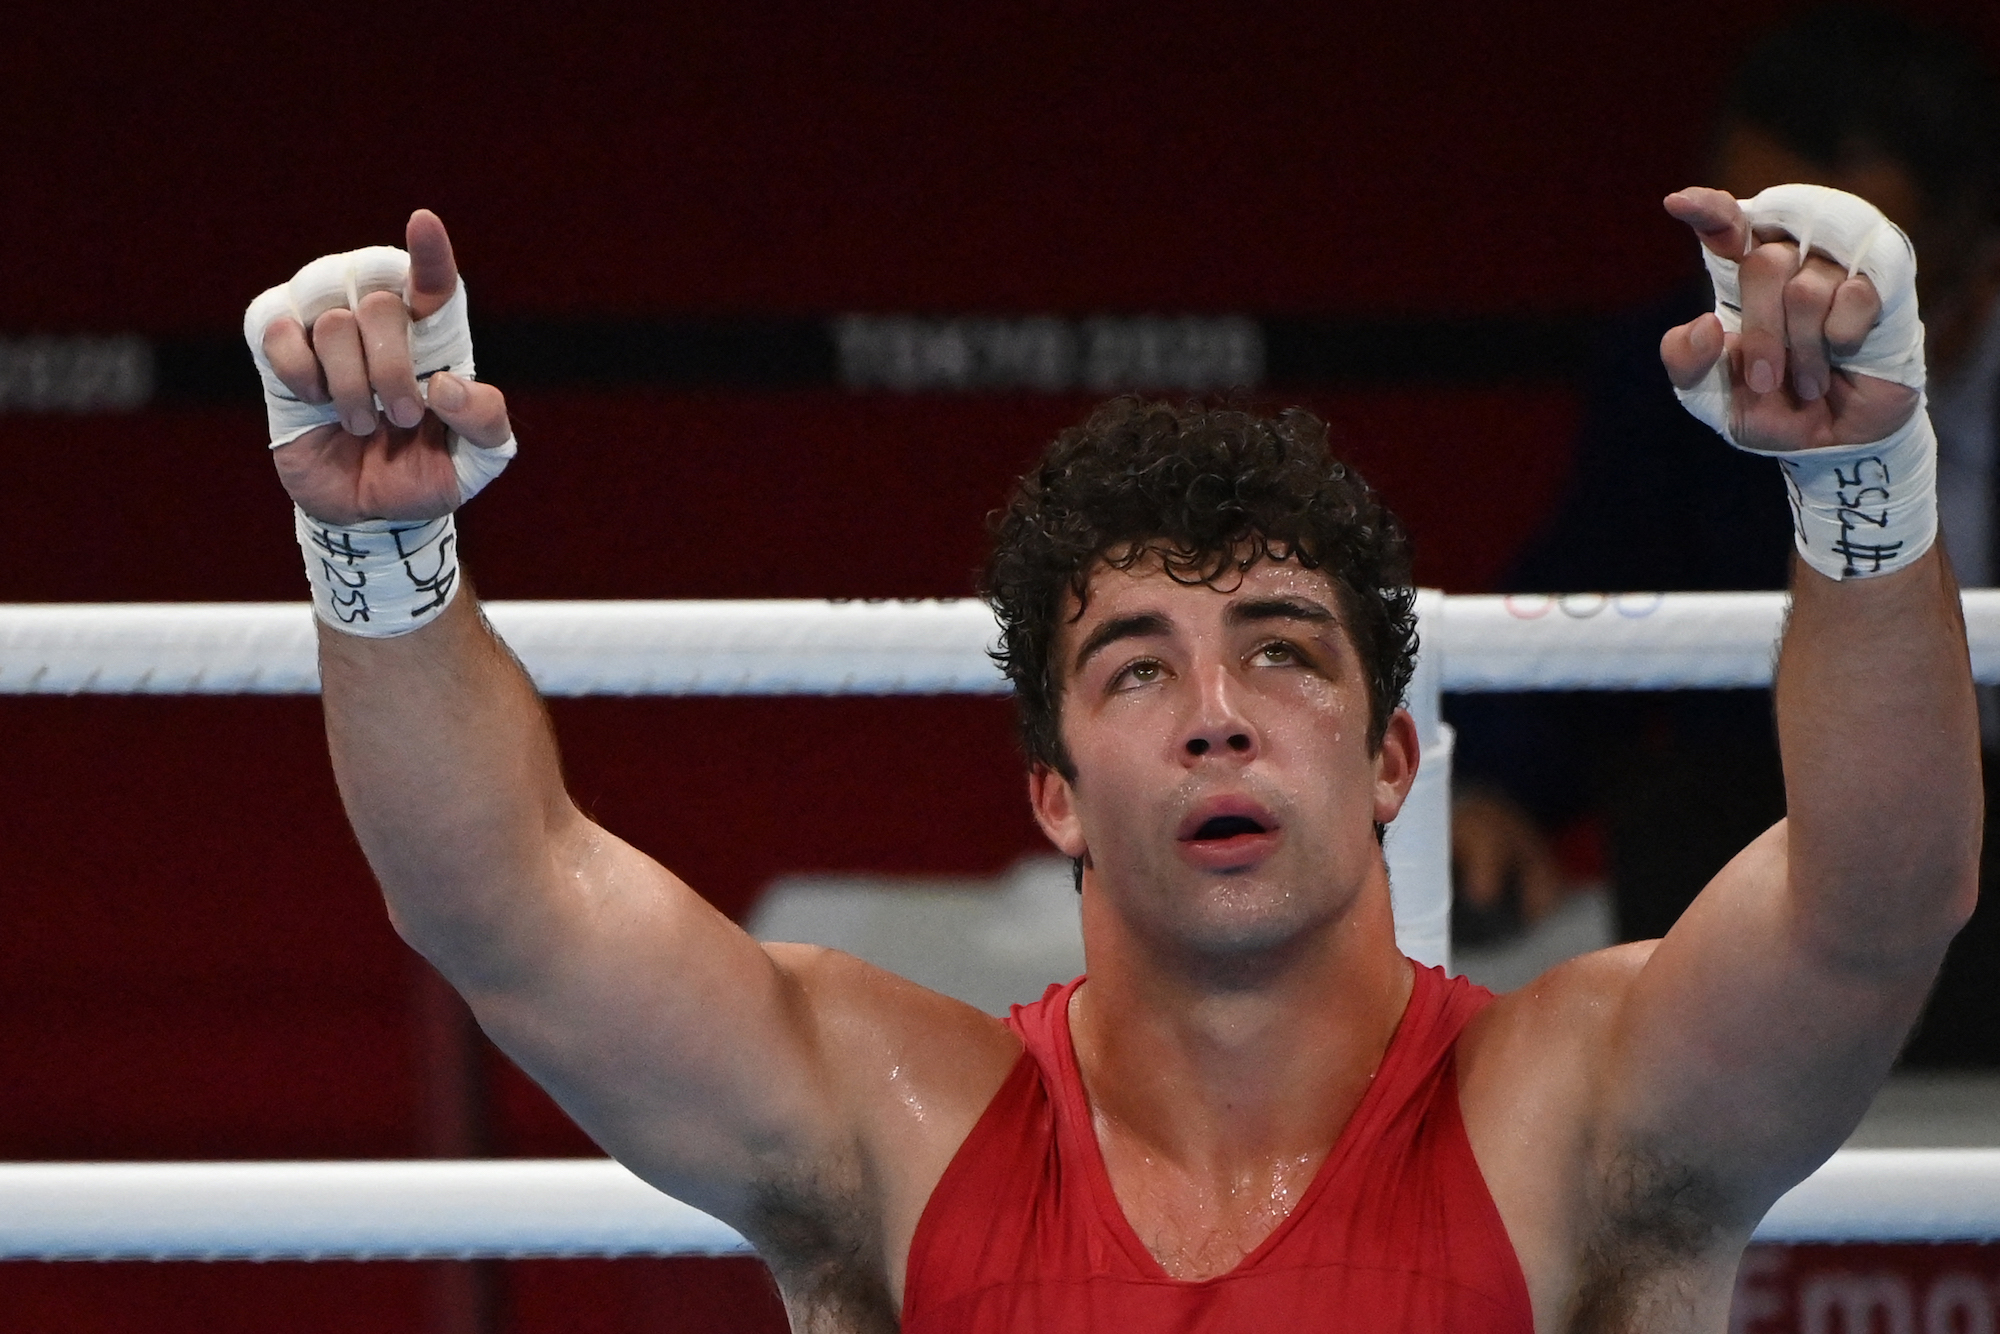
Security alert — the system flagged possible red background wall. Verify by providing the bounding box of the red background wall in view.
[5,3,1998,1329]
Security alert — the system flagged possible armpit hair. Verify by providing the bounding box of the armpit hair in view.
[743,1158,900,1334]
[1567,1145,1734,1333]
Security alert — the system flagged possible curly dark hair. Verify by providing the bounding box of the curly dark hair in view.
[982,397,1419,782]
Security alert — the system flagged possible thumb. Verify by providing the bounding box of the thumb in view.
[1661,314,1727,391]
[426,371,513,448]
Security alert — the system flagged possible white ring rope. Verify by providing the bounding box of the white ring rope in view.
[0,1160,749,1262]
[6,591,2000,696]
[0,1149,1989,1260]
[0,600,1010,698]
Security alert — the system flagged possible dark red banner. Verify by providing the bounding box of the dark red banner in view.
[1738,1245,2000,1334]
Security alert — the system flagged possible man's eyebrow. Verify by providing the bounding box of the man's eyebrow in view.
[1227,596,1338,627]
[1073,612,1172,675]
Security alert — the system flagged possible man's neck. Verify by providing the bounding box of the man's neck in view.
[1068,879,1414,1181]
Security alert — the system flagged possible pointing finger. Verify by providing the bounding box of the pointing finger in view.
[261,315,328,404]
[405,209,458,320]
[355,290,424,428]
[1664,187,1750,262]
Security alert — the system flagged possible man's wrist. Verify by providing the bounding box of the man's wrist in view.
[1771,408,1938,582]
[295,506,462,636]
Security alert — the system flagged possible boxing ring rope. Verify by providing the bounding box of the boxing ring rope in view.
[8,590,2000,1257]
[8,591,2000,696]
[1,1149,1996,1261]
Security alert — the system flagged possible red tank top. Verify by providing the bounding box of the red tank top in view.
[902,962,1532,1332]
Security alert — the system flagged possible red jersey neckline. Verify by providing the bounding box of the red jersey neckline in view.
[1045,957,1428,1286]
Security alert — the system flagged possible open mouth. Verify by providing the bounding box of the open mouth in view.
[1175,802,1280,870]
[1189,814,1269,841]
[1176,804,1280,870]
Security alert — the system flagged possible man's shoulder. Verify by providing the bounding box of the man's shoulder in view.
[1460,939,1658,1068]
[760,941,1026,1211]
[762,941,1024,1102]
[1454,941,1659,1170]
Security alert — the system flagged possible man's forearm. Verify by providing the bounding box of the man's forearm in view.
[318,578,580,985]
[1774,546,1982,965]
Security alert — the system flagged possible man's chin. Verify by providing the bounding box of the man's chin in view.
[1154,870,1332,963]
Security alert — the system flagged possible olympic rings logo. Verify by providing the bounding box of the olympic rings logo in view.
[1500,592,1668,620]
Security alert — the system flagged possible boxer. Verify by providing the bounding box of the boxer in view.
[248,185,1978,1330]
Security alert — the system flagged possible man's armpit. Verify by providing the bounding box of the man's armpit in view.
[1569,1143,1741,1333]
[744,1153,900,1334]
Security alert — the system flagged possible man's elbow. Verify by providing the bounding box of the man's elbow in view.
[381,877,558,996]
[1803,865,1980,977]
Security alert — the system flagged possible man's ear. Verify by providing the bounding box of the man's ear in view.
[1028,763,1088,859]
[1371,707,1421,826]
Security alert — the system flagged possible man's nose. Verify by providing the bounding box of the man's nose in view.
[1180,665,1259,763]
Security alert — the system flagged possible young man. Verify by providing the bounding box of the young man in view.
[248,180,1978,1330]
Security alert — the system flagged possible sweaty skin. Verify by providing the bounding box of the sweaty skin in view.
[272,192,1979,1332]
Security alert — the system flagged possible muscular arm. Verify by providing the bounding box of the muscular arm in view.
[323,580,1018,1316]
[1464,189,1982,1327]
[321,590,829,1214]
[320,593,569,986]
[1777,553,1980,992]
[256,215,1017,1264]
[1590,192,1982,1217]
[1605,547,1978,1206]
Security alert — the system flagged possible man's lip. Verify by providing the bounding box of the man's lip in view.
[1175,797,1280,842]
[1175,827,1282,872]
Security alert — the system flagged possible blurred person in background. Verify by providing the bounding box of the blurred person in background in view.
[1447,2,2000,1066]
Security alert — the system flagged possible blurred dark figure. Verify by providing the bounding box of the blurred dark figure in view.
[1447,3,2000,1065]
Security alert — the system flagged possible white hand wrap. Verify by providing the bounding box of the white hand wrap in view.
[242,247,517,506]
[294,507,461,636]
[1674,183,1936,580]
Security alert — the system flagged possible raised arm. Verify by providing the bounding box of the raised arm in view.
[1593,186,1981,1213]
[1461,188,1984,1316]
[248,213,1015,1257]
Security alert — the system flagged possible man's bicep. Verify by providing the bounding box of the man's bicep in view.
[455,823,847,1214]
[1602,819,1937,1211]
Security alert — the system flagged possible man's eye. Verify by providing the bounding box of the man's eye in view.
[1259,642,1296,664]
[1118,660,1162,686]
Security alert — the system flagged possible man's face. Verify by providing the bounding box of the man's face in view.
[1027,553,1418,963]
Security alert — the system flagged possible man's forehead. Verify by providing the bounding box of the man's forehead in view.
[1063,554,1345,629]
